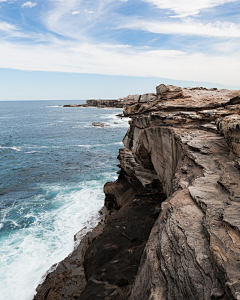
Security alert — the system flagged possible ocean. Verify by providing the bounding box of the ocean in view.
[0,100,129,300]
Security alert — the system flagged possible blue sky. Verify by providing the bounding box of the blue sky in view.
[0,0,239,100]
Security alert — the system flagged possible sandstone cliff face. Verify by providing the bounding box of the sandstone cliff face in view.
[118,85,240,300]
[34,84,240,300]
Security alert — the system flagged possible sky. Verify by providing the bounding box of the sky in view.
[0,0,239,100]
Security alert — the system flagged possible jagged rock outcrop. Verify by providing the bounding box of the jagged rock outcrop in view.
[35,84,240,300]
[76,84,240,300]
[118,85,240,300]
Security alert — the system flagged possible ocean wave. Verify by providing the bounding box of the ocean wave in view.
[0,146,22,151]
[0,177,112,300]
[0,100,127,300]
[25,151,37,154]
[46,105,63,108]
[77,142,123,148]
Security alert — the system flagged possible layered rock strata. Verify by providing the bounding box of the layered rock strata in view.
[35,84,240,300]
[118,85,240,300]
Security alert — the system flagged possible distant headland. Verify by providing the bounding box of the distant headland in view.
[63,99,125,108]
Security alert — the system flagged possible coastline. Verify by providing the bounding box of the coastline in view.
[32,105,128,300]
[0,101,127,300]
[33,206,108,300]
[34,176,166,300]
[63,99,125,109]
[34,85,240,300]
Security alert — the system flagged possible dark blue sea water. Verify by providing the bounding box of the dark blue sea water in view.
[0,101,129,300]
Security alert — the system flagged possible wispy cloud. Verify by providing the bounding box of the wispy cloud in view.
[21,1,37,8]
[0,39,239,86]
[120,19,240,37]
[0,0,239,88]
[0,21,29,37]
[42,0,115,39]
[0,21,17,32]
[0,21,40,38]
[142,0,239,17]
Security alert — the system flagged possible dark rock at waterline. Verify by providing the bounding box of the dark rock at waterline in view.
[78,180,166,300]
[86,100,124,108]
[33,209,107,300]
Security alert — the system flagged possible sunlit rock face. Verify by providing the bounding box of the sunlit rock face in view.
[79,84,240,300]
[35,84,240,300]
[121,85,240,300]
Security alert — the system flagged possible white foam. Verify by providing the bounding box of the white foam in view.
[78,144,91,148]
[46,105,62,108]
[0,146,22,151]
[99,113,130,128]
[25,151,37,154]
[0,176,114,300]
[77,141,123,148]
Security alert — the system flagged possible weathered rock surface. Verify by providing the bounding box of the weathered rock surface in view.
[35,84,240,300]
[119,84,240,300]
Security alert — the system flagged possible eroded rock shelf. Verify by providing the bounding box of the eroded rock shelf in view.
[35,84,240,300]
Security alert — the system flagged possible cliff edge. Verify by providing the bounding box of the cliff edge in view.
[34,84,240,300]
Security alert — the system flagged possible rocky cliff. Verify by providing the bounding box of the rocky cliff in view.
[63,99,125,108]
[34,84,240,300]
[116,85,240,300]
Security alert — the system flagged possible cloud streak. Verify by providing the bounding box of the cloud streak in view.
[0,21,17,32]
[142,0,239,17]
[0,0,239,89]
[0,39,239,86]
[120,19,240,38]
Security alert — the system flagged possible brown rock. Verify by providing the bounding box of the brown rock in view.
[216,114,240,157]
[156,84,183,100]
[35,83,240,300]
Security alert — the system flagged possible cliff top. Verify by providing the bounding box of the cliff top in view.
[120,84,240,117]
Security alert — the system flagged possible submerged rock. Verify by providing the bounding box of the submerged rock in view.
[92,122,110,127]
